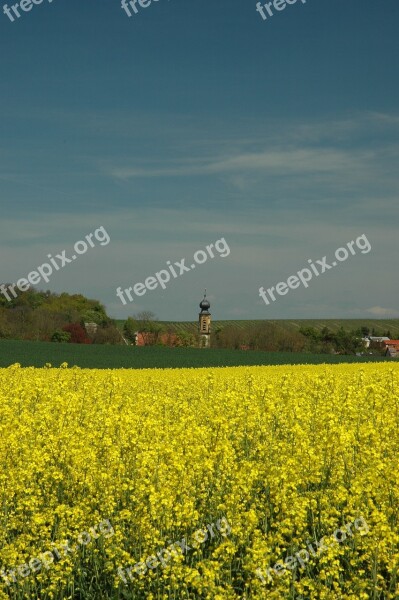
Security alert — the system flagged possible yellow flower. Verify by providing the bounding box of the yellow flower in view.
[0,362,397,599]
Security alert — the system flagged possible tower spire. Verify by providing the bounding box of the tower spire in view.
[198,290,211,347]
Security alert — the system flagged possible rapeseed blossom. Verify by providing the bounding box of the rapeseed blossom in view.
[0,363,398,599]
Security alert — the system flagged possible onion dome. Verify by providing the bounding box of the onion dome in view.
[199,290,210,313]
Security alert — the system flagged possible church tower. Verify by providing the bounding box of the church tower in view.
[198,290,211,348]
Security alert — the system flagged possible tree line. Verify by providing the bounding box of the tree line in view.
[0,286,390,354]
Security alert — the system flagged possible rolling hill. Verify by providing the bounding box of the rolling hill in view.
[116,319,399,336]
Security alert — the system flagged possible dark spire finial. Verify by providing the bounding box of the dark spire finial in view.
[199,290,210,313]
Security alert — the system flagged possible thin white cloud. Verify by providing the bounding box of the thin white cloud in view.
[365,306,399,318]
[103,111,399,182]
[109,147,372,180]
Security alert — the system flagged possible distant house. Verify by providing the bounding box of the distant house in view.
[384,340,399,358]
[84,322,98,336]
[363,336,390,349]
[134,331,180,347]
[134,332,154,346]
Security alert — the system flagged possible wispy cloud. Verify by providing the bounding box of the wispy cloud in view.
[104,111,399,184]
[109,147,374,180]
[365,306,399,318]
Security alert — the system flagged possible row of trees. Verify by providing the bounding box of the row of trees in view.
[0,285,391,354]
[212,322,306,352]
[212,324,389,355]
[123,312,197,347]
[298,326,393,355]
[357,326,392,337]
[122,319,375,355]
[298,326,363,354]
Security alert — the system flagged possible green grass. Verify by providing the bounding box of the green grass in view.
[0,339,391,369]
[116,318,399,336]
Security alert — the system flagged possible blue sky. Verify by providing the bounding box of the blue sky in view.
[1,0,398,320]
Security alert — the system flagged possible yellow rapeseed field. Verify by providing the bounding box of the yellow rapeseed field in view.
[0,362,399,599]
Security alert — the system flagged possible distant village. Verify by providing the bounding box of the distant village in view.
[1,286,398,356]
[362,336,399,358]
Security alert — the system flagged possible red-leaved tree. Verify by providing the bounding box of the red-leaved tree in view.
[62,323,91,344]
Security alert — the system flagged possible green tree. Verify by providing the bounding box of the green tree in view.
[123,317,140,344]
[51,330,71,343]
[128,312,164,345]
[93,325,123,345]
